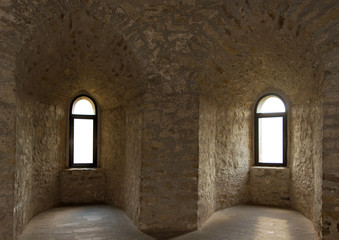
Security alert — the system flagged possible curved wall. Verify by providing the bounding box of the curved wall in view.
[0,1,336,239]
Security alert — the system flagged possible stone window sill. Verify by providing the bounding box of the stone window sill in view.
[61,168,104,178]
[250,166,289,170]
[63,168,103,172]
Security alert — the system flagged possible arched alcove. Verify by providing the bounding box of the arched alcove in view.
[14,9,147,237]
[196,1,324,235]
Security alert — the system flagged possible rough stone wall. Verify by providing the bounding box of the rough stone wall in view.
[323,92,339,239]
[0,1,337,239]
[129,3,201,238]
[11,8,145,108]
[124,101,143,224]
[311,1,339,237]
[321,31,339,240]
[0,29,16,240]
[198,96,216,227]
[215,105,251,209]
[250,167,290,207]
[102,106,126,208]
[60,169,105,204]
[290,100,323,234]
[14,99,64,237]
[138,86,200,239]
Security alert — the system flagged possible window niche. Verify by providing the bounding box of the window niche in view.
[69,95,97,168]
[254,94,287,167]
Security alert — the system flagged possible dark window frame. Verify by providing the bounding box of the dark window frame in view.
[69,95,98,168]
[254,94,287,167]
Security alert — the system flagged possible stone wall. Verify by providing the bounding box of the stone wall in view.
[60,169,105,204]
[101,101,143,225]
[138,87,200,239]
[0,1,337,239]
[102,106,126,208]
[124,101,143,224]
[0,36,16,240]
[290,100,323,234]
[321,36,339,239]
[250,167,290,207]
[215,105,251,209]
[198,96,216,227]
[14,99,64,237]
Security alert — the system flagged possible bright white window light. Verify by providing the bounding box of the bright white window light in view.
[73,119,94,164]
[258,117,283,163]
[257,96,285,113]
[256,95,286,165]
[71,96,96,166]
[72,98,95,115]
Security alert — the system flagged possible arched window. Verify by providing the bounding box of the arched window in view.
[255,94,287,166]
[69,95,97,168]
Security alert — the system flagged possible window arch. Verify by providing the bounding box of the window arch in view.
[69,95,97,168]
[255,94,287,166]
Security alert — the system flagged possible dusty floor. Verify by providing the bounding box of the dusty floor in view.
[18,205,318,240]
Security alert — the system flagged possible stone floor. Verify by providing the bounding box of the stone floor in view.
[174,205,318,240]
[18,204,318,240]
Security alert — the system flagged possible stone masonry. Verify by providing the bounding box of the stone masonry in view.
[0,1,338,240]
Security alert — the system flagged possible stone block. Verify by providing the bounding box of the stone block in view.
[250,167,290,207]
[61,169,105,204]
